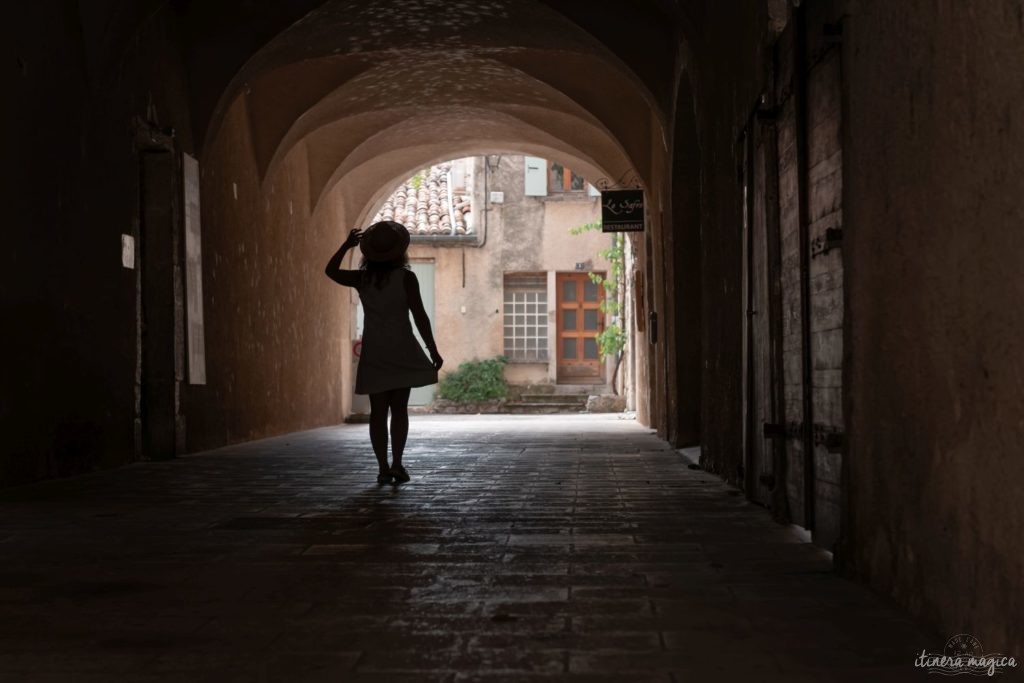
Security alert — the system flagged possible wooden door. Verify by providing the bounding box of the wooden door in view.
[776,27,808,528]
[743,124,780,508]
[771,18,846,551]
[556,273,604,383]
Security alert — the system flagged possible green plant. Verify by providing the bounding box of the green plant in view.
[437,356,509,403]
[569,221,626,360]
[595,321,626,359]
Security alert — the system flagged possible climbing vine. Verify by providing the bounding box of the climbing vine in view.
[569,221,626,360]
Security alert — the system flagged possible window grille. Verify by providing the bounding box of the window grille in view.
[503,274,548,361]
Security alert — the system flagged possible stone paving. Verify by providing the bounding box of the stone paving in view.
[0,415,933,682]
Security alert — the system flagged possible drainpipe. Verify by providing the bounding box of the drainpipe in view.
[445,167,457,236]
[479,156,490,249]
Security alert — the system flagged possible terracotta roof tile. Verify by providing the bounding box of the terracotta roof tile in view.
[371,161,473,236]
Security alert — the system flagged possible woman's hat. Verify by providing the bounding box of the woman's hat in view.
[359,221,411,261]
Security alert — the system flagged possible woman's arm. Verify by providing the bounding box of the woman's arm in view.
[404,270,444,370]
[324,229,363,287]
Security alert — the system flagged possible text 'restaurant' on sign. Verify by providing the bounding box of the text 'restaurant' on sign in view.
[601,189,645,232]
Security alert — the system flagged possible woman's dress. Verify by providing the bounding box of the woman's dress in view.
[355,269,438,394]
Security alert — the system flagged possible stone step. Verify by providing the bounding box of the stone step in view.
[510,397,588,404]
[519,394,588,403]
[552,384,607,393]
[503,402,587,414]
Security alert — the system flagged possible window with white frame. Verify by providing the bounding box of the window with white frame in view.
[549,162,586,193]
[503,274,548,361]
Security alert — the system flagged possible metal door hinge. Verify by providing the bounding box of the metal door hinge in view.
[765,422,802,439]
[811,227,843,257]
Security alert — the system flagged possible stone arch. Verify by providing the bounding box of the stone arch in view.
[198,0,667,215]
[343,145,615,229]
[303,107,630,218]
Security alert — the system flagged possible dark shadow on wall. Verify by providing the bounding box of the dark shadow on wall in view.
[4,2,196,487]
[669,72,702,448]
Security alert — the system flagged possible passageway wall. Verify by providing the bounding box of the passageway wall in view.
[666,74,702,449]
[682,3,773,481]
[667,0,1024,650]
[186,97,350,451]
[3,3,195,485]
[841,0,1024,651]
[3,3,351,483]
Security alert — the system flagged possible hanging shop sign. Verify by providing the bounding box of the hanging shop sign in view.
[601,189,645,232]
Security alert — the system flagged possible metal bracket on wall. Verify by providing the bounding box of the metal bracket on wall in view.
[765,422,805,441]
[811,227,843,257]
[593,169,643,191]
[132,116,175,152]
[756,105,777,123]
[813,424,845,453]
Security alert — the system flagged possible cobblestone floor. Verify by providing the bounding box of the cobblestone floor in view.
[0,415,933,682]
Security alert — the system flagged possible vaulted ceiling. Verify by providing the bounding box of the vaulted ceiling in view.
[174,0,688,217]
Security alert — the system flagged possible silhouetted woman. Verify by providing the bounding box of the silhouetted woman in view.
[325,221,443,484]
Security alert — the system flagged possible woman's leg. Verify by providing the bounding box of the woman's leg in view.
[368,391,391,474]
[388,387,412,467]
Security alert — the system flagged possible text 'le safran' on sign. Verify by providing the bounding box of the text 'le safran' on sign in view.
[601,189,645,232]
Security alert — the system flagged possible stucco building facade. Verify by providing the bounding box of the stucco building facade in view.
[349,155,624,407]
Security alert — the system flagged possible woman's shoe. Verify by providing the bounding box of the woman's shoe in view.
[376,472,393,485]
[390,465,411,484]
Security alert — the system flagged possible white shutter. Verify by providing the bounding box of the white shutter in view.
[524,156,547,196]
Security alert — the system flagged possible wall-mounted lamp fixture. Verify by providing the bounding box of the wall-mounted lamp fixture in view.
[485,154,502,172]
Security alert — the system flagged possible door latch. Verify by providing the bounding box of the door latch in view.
[813,424,845,453]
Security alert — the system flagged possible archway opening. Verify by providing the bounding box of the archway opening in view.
[341,154,638,416]
[184,0,667,450]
